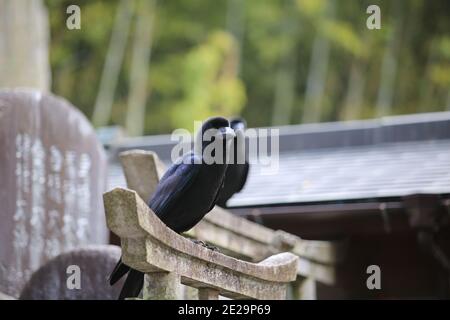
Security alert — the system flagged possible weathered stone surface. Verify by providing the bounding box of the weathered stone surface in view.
[183,285,199,300]
[104,188,298,300]
[119,149,166,203]
[19,245,123,300]
[0,89,108,297]
[0,291,16,300]
[187,207,280,261]
[292,276,317,300]
[143,272,182,300]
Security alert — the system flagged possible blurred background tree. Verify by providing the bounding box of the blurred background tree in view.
[44,0,450,134]
[0,0,51,91]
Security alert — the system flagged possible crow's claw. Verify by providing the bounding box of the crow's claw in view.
[190,239,220,252]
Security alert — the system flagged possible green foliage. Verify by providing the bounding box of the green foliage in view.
[171,31,246,131]
[45,0,450,133]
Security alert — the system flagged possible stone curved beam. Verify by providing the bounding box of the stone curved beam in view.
[104,187,298,300]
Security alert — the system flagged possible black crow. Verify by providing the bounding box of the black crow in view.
[216,118,249,208]
[109,117,235,299]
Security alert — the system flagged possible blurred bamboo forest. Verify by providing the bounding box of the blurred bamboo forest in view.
[45,0,450,135]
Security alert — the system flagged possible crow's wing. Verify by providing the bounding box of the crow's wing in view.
[207,165,229,212]
[207,181,224,212]
[110,153,200,287]
[236,161,249,192]
[149,152,201,218]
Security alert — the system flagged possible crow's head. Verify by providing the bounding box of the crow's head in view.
[195,117,235,162]
[202,117,234,138]
[229,117,247,132]
[200,116,235,142]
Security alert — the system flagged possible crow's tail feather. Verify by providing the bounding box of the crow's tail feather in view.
[109,257,130,285]
[118,268,144,300]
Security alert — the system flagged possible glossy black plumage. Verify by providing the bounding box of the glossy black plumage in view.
[109,117,235,299]
[216,118,249,207]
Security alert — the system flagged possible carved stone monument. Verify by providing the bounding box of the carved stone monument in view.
[20,245,123,300]
[0,89,108,297]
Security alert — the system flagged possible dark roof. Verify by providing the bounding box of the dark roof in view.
[106,111,450,208]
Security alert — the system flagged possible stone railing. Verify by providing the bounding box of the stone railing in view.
[116,149,345,299]
[187,207,345,299]
[104,188,298,299]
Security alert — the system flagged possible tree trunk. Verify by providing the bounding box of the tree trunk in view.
[125,0,156,136]
[446,90,450,111]
[92,0,135,127]
[226,0,245,75]
[375,1,404,117]
[301,0,336,124]
[271,0,299,126]
[340,60,365,120]
[0,0,51,91]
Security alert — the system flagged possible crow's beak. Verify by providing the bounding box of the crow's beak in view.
[219,127,236,140]
[232,122,245,132]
